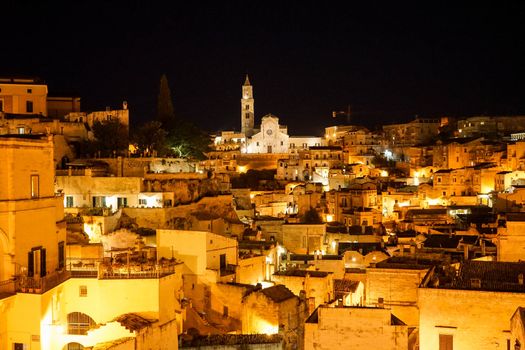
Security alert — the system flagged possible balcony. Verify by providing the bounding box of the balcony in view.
[15,269,71,294]
[66,257,178,279]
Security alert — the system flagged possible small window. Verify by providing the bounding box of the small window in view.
[17,127,25,134]
[26,100,33,113]
[66,196,74,208]
[138,199,147,206]
[13,343,26,350]
[79,285,87,297]
[245,105,249,110]
[281,141,284,146]
[30,175,39,198]
[245,113,250,118]
[0,99,3,112]
[223,306,229,317]
[27,88,32,94]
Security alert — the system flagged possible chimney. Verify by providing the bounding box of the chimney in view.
[377,297,384,308]
[463,244,469,260]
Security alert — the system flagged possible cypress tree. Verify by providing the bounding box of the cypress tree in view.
[156,74,175,128]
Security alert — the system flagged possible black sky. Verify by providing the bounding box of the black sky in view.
[2,2,524,135]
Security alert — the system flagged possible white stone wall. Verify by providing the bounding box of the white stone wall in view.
[419,287,525,350]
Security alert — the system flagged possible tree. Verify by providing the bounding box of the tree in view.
[132,121,168,156]
[167,120,210,160]
[92,119,129,157]
[157,74,175,128]
[301,207,323,224]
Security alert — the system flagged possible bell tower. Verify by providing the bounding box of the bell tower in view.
[241,75,255,137]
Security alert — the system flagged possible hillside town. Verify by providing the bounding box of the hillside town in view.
[3,74,525,350]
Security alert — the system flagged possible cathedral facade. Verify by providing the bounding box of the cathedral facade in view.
[215,76,322,154]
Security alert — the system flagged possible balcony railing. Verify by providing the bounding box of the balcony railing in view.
[66,257,178,279]
[15,269,71,294]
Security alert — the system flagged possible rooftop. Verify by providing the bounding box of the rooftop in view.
[260,285,296,303]
[334,279,360,293]
[0,76,46,84]
[274,269,332,278]
[374,256,438,270]
[432,261,525,292]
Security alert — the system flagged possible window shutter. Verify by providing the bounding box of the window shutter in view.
[40,248,46,277]
[28,251,34,277]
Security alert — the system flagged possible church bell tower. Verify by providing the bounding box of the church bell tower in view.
[241,75,255,137]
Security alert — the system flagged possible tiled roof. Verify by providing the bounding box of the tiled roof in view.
[260,285,296,303]
[451,261,525,292]
[423,235,461,249]
[334,279,360,293]
[374,256,438,270]
[274,269,332,278]
[113,312,157,332]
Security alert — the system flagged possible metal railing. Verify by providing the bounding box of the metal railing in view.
[66,257,177,279]
[99,262,176,279]
[15,269,71,294]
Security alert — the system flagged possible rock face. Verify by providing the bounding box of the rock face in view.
[143,173,230,205]
[122,195,240,231]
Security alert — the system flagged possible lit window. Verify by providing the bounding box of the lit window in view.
[79,285,88,297]
[139,199,147,206]
[30,175,39,198]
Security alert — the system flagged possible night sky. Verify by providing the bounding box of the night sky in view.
[2,2,524,135]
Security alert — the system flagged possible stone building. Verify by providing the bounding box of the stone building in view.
[0,134,65,286]
[366,257,433,326]
[383,117,441,147]
[497,213,525,262]
[272,269,334,308]
[304,305,411,350]
[325,182,379,224]
[0,134,182,350]
[0,76,48,115]
[432,137,505,169]
[242,284,307,350]
[510,307,525,350]
[419,261,525,350]
[280,223,326,255]
[457,115,525,138]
